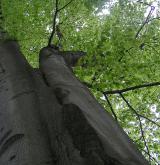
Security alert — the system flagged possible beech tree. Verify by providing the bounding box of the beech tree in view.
[0,0,160,164]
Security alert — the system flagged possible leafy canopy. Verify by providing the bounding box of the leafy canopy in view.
[2,0,160,164]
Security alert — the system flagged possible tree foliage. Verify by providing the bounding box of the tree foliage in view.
[2,0,160,164]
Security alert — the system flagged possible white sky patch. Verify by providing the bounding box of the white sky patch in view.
[46,25,52,33]
[96,0,118,16]
[96,0,160,19]
[56,18,60,24]
[141,118,146,124]
[150,104,157,112]
[150,104,160,118]
[100,95,106,101]
[144,1,159,18]
[155,112,160,118]
[97,8,110,16]
[76,28,80,32]
[128,121,136,125]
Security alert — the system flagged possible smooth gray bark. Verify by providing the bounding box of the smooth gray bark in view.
[0,41,54,165]
[0,41,149,165]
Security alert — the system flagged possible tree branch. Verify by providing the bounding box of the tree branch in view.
[147,16,160,23]
[48,0,74,46]
[135,3,155,38]
[120,93,151,163]
[103,94,118,121]
[137,0,152,7]
[141,148,159,164]
[58,0,74,12]
[104,82,160,95]
[48,0,59,46]
[138,114,160,128]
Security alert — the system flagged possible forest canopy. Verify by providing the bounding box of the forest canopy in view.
[2,0,160,164]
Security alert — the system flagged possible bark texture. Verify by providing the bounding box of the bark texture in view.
[0,41,149,165]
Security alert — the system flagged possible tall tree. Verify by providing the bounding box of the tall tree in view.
[0,0,159,164]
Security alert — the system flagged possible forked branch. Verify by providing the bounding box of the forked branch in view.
[48,0,74,46]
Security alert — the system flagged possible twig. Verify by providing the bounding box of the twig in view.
[104,82,160,95]
[135,3,155,38]
[58,0,74,12]
[141,149,159,164]
[120,93,151,163]
[103,93,118,121]
[137,0,152,7]
[147,17,160,23]
[48,0,59,46]
[48,0,74,46]
[138,114,160,128]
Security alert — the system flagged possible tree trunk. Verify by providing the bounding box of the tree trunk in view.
[0,41,149,165]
